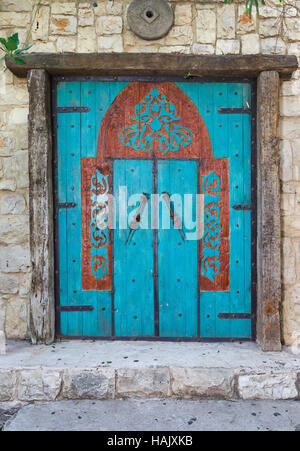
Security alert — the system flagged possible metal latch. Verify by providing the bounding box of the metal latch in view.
[56,107,90,113]
[59,306,94,312]
[232,204,252,211]
[58,202,77,209]
[218,313,254,320]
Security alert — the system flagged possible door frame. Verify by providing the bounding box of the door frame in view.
[52,76,256,342]
[19,54,297,350]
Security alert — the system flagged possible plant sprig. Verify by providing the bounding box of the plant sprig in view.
[224,0,283,18]
[0,33,33,66]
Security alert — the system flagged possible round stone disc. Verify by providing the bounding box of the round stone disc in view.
[127,0,174,41]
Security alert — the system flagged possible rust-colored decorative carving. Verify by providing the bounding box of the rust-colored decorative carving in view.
[81,82,229,292]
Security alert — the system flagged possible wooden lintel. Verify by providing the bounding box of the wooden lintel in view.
[6,53,298,80]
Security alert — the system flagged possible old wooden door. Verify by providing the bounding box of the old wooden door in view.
[55,79,254,340]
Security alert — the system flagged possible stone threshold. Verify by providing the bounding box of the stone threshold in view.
[0,341,299,402]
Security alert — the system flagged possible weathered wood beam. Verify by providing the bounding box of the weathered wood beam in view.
[256,71,282,352]
[6,53,298,80]
[28,69,55,344]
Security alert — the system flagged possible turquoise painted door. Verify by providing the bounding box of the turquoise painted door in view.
[56,79,253,339]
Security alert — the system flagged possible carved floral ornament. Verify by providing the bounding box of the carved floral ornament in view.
[88,87,221,283]
[119,87,193,154]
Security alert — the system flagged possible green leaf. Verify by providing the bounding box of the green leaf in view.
[14,44,34,55]
[10,33,19,45]
[14,57,26,65]
[0,37,8,51]
[6,37,18,51]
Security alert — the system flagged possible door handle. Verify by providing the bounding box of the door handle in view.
[162,192,185,242]
[125,193,149,245]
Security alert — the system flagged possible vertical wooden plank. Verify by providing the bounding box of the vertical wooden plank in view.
[158,160,198,337]
[257,71,281,351]
[81,81,112,336]
[57,81,82,336]
[28,69,54,344]
[226,87,246,338]
[114,159,154,337]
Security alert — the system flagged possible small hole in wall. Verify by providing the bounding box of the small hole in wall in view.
[146,10,154,18]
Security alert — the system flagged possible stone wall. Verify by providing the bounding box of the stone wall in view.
[0,0,299,344]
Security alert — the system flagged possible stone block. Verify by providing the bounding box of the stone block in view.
[164,25,193,46]
[97,35,123,53]
[116,368,171,398]
[196,10,216,44]
[0,298,6,331]
[192,43,215,55]
[31,6,50,41]
[261,37,286,54]
[280,118,300,140]
[78,8,94,27]
[216,39,240,55]
[241,34,260,54]
[0,274,19,294]
[281,79,300,96]
[8,108,28,125]
[62,369,115,399]
[281,96,300,117]
[50,15,77,35]
[158,46,189,54]
[18,370,62,401]
[175,5,192,25]
[217,5,235,39]
[0,180,16,192]
[280,140,293,181]
[94,3,106,16]
[0,330,6,355]
[0,216,29,245]
[259,5,281,18]
[29,41,56,53]
[259,18,280,37]
[238,373,298,400]
[0,0,32,12]
[0,245,30,273]
[237,5,256,35]
[286,18,300,42]
[51,2,77,15]
[96,16,123,35]
[77,27,97,52]
[282,237,297,284]
[56,36,76,53]
[5,297,28,338]
[106,1,123,16]
[0,12,30,28]
[0,193,26,215]
[0,370,16,401]
[170,367,235,398]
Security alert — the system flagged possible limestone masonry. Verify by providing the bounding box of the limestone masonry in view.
[0,0,300,344]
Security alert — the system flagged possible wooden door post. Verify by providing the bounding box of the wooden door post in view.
[28,69,55,344]
[256,71,282,351]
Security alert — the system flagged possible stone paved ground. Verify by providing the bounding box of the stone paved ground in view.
[3,399,300,431]
[0,403,21,430]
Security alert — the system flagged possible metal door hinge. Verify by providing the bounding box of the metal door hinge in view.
[232,204,252,211]
[218,313,254,320]
[59,306,94,312]
[56,107,90,113]
[58,202,77,209]
[218,108,251,114]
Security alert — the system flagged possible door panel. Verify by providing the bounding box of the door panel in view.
[56,79,254,340]
[113,160,154,337]
[157,160,198,337]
